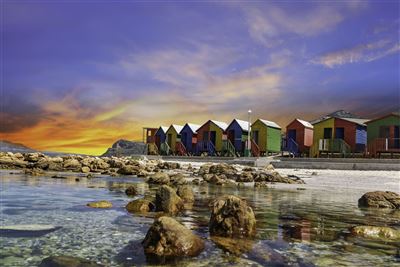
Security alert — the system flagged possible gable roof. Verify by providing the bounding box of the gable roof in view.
[168,124,184,133]
[365,112,400,124]
[227,119,249,131]
[181,123,201,133]
[257,119,281,129]
[156,126,169,135]
[295,118,313,128]
[338,117,369,126]
[311,110,364,125]
[210,120,228,130]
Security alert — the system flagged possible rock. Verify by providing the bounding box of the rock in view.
[117,165,140,175]
[142,216,204,259]
[24,152,42,162]
[203,174,226,185]
[49,157,63,163]
[23,168,44,176]
[63,159,81,170]
[254,182,269,188]
[350,226,400,240]
[102,139,147,157]
[86,200,112,208]
[47,162,63,171]
[0,224,61,238]
[358,191,400,209]
[155,185,184,215]
[39,255,104,267]
[209,195,256,237]
[237,172,254,182]
[176,185,194,203]
[148,172,170,184]
[211,236,254,256]
[81,166,91,173]
[158,162,180,170]
[209,163,237,177]
[125,186,138,196]
[126,199,155,213]
[198,164,212,176]
[265,164,275,171]
[34,158,50,169]
[170,173,187,186]
[192,178,200,185]
[0,157,28,168]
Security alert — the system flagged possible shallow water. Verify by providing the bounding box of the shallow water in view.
[0,170,399,267]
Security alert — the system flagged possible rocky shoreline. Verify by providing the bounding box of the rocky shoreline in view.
[1,151,400,266]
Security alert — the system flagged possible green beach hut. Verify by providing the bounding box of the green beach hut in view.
[251,119,282,155]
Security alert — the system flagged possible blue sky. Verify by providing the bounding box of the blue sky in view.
[1,0,399,154]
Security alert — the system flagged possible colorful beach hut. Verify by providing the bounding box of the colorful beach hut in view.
[284,119,314,156]
[310,111,368,157]
[251,119,282,156]
[196,120,228,156]
[225,119,249,155]
[366,112,400,157]
[179,123,201,155]
[155,126,168,151]
[164,124,184,155]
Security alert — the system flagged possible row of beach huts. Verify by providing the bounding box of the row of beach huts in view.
[142,110,400,158]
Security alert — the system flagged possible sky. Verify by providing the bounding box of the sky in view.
[1,0,399,155]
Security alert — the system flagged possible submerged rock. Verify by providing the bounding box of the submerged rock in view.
[0,224,61,237]
[350,226,400,240]
[39,255,104,267]
[86,200,112,208]
[142,216,204,259]
[209,195,256,237]
[155,185,184,215]
[126,199,155,213]
[358,191,400,209]
[125,186,138,196]
[211,236,254,255]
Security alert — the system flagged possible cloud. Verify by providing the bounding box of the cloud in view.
[242,4,344,47]
[310,40,400,68]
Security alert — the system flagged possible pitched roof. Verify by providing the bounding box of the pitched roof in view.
[210,120,228,130]
[231,119,250,131]
[338,117,369,126]
[311,110,363,125]
[183,123,201,133]
[296,119,313,128]
[157,126,169,134]
[168,124,184,133]
[365,112,400,124]
[257,119,281,129]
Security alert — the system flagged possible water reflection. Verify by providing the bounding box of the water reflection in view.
[0,171,399,266]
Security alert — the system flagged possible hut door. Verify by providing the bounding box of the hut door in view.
[288,129,296,141]
[155,135,161,148]
[395,126,400,148]
[253,130,259,145]
[335,128,344,140]
[228,130,235,143]
[323,128,332,139]
[210,131,216,146]
[167,134,172,147]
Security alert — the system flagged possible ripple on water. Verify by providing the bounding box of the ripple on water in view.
[0,172,399,266]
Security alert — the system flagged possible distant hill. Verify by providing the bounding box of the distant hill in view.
[102,139,147,157]
[0,140,35,153]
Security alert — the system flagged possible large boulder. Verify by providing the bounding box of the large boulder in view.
[126,199,155,213]
[209,163,237,178]
[350,226,400,240]
[203,174,227,185]
[39,255,104,267]
[169,173,187,186]
[176,185,194,203]
[209,195,256,237]
[358,191,400,209]
[102,139,147,157]
[148,172,170,184]
[142,216,204,259]
[155,185,184,215]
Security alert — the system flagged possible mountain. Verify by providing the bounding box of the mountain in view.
[0,140,35,153]
[102,139,147,157]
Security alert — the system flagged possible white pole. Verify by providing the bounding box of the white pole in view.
[248,109,252,154]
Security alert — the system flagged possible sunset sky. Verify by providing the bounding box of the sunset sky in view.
[1,1,399,155]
